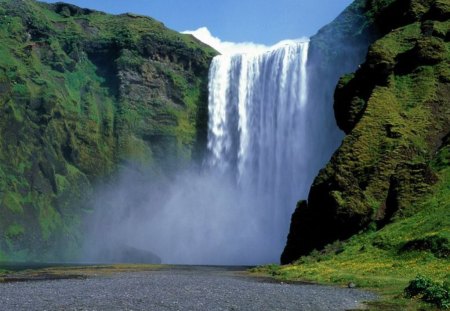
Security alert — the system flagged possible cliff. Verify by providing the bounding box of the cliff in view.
[282,0,449,264]
[0,0,216,261]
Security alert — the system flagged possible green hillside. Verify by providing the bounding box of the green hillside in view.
[265,0,450,308]
[0,0,216,261]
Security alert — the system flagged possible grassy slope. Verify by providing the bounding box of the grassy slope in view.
[256,124,449,309]
[0,0,216,261]
[254,164,449,309]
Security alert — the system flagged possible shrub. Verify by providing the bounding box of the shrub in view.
[405,275,450,309]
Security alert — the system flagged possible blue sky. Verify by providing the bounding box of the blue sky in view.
[41,0,353,45]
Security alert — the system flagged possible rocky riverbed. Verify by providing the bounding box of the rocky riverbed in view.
[0,265,377,310]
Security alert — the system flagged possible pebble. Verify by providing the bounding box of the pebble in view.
[0,267,376,311]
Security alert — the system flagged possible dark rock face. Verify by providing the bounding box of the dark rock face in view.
[282,0,450,264]
[281,201,308,264]
[0,0,216,260]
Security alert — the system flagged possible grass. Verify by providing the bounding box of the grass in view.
[252,168,450,310]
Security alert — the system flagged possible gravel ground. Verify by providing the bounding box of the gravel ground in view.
[0,266,377,311]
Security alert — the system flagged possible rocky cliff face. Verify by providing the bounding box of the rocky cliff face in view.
[0,0,216,261]
[282,0,449,264]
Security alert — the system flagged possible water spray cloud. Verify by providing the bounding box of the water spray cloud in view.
[84,29,337,266]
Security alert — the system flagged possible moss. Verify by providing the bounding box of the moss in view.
[38,202,62,241]
[284,0,450,264]
[0,0,216,260]
[259,168,450,309]
[4,223,26,254]
[118,135,154,168]
[1,192,23,215]
[423,20,450,39]
[428,0,450,21]
[414,37,447,65]
[116,49,145,71]
[372,23,421,60]
[6,224,25,239]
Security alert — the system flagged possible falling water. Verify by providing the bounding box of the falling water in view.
[85,40,339,265]
[206,41,312,259]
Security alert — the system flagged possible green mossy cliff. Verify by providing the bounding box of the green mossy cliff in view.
[282,0,450,264]
[0,0,216,261]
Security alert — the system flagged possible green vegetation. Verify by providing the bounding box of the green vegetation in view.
[254,161,449,309]
[0,0,216,261]
[283,0,450,263]
[275,0,449,309]
[405,275,450,309]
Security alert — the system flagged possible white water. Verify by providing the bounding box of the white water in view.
[86,39,340,265]
[205,41,313,261]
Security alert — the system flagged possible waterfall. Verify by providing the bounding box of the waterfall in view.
[204,41,313,262]
[85,39,341,266]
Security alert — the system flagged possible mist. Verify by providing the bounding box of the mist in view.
[84,168,285,265]
[82,32,344,266]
